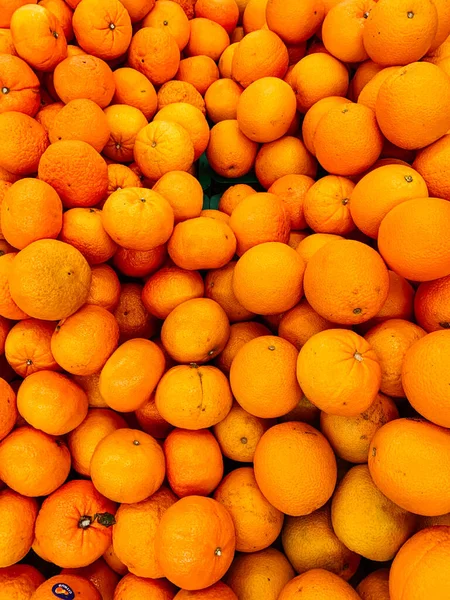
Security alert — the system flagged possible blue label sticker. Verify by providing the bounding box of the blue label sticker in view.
[52,583,75,599]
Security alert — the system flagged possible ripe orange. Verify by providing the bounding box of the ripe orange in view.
[186,18,230,61]
[268,175,314,230]
[296,233,343,264]
[153,171,203,223]
[205,261,253,322]
[62,558,119,600]
[218,184,255,215]
[39,0,74,41]
[0,489,37,568]
[107,163,143,198]
[195,0,239,33]
[103,105,148,164]
[413,134,450,200]
[357,66,401,111]
[176,56,219,95]
[142,267,204,319]
[114,283,158,343]
[154,102,210,161]
[0,564,44,600]
[59,208,117,265]
[356,569,390,600]
[135,392,173,439]
[113,244,167,278]
[278,568,362,600]
[85,265,120,313]
[219,42,238,78]
[158,80,206,113]
[231,30,288,88]
[143,1,190,50]
[204,78,243,123]
[350,60,384,99]
[112,68,157,120]
[113,573,177,600]
[0,111,49,176]
[206,119,258,178]
[0,55,40,117]
[302,96,349,155]
[54,54,115,108]
[266,0,325,44]
[414,274,450,332]
[32,575,101,600]
[174,582,237,599]
[49,98,110,152]
[128,27,180,86]
[278,299,335,350]
[0,253,30,320]
[303,175,355,235]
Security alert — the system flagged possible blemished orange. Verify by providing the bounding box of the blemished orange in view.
[379,197,450,281]
[365,318,426,397]
[0,253,29,321]
[59,208,117,265]
[218,184,255,215]
[17,370,88,435]
[168,217,236,271]
[38,140,108,209]
[331,464,417,562]
[278,299,335,350]
[204,78,243,123]
[363,0,438,66]
[414,274,450,332]
[206,119,258,178]
[9,239,91,321]
[0,54,40,117]
[268,175,314,230]
[195,0,239,33]
[90,428,165,504]
[185,18,230,62]
[102,187,174,252]
[320,392,399,464]
[0,426,70,497]
[142,267,204,319]
[0,489,37,568]
[225,547,295,600]
[154,102,210,161]
[156,364,233,430]
[53,54,115,108]
[0,379,17,442]
[230,335,301,418]
[281,504,360,579]
[266,0,324,43]
[85,265,120,313]
[237,77,296,143]
[143,1,190,50]
[350,164,429,238]
[176,56,219,95]
[34,479,116,568]
[289,53,349,114]
[214,467,283,552]
[113,487,177,579]
[158,80,206,114]
[134,121,194,181]
[112,68,157,120]
[356,568,390,600]
[174,582,237,599]
[68,408,127,476]
[357,66,401,112]
[0,564,44,600]
[72,0,132,60]
[31,575,101,600]
[303,175,355,235]
[314,102,384,176]
[49,98,109,153]
[297,329,381,416]
[10,4,67,72]
[254,421,336,516]
[153,171,203,223]
[0,111,49,176]
[255,137,317,190]
[155,496,236,590]
[205,262,253,323]
[233,242,306,315]
[376,62,450,150]
[413,134,450,200]
[113,244,167,278]
[114,283,158,343]
[368,418,450,516]
[389,526,450,600]
[99,338,166,412]
[62,558,119,600]
[302,96,349,155]
[278,568,362,600]
[128,27,180,86]
[231,30,288,88]
[164,428,224,497]
[113,573,177,600]
[103,105,148,164]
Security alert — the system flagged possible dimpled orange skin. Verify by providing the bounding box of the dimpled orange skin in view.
[278,299,336,351]
[389,526,450,600]
[0,378,17,442]
[303,175,355,235]
[0,112,49,176]
[254,422,337,517]
[99,339,166,412]
[32,574,102,600]
[0,564,45,600]
[297,329,381,417]
[0,54,40,116]
[278,568,362,600]
[356,568,390,600]
[369,418,450,516]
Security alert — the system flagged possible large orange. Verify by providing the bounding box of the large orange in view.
[266,0,324,43]
[303,175,355,235]
[255,137,317,190]
[302,96,349,155]
[231,30,288,88]
[206,120,258,178]
[268,174,314,230]
[143,1,190,50]
[54,54,115,108]
[128,27,180,85]
[112,68,158,120]
[176,56,219,96]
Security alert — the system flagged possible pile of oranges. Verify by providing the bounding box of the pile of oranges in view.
[1,0,450,598]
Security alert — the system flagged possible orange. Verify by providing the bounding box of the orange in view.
[9,239,91,321]
[102,187,173,251]
[186,18,230,62]
[363,0,438,65]
[135,391,173,439]
[143,1,190,50]
[289,54,349,114]
[176,56,219,96]
[113,573,176,600]
[237,77,296,143]
[54,54,115,108]
[215,321,271,373]
[1,178,62,249]
[72,0,132,60]
[369,418,450,516]
[168,217,237,270]
[0,426,70,497]
[206,119,258,178]
[153,171,203,223]
[70,373,107,410]
[62,559,119,600]
[112,68,157,120]
[218,184,255,215]
[379,197,450,281]
[205,261,254,323]
[107,163,142,197]
[278,569,361,600]
[156,364,233,430]
[413,134,450,200]
[0,111,49,176]
[164,428,223,497]
[59,208,117,265]
[429,0,450,50]
[134,121,194,181]
[34,479,116,568]
[129,27,180,85]
[113,283,158,343]
[214,466,283,552]
[0,564,44,600]
[0,55,40,117]
[218,42,238,78]
[278,299,335,350]
[267,175,314,230]
[320,392,399,463]
[0,316,10,356]
[103,105,147,164]
[154,103,210,161]
[230,335,301,418]
[266,0,324,43]
[119,0,155,21]
[103,545,127,576]
[17,370,88,435]
[68,408,126,477]
[303,175,355,235]
[156,496,236,590]
[35,101,64,133]
[32,575,102,600]
[157,80,205,114]
[350,60,384,100]
[0,29,16,55]
[100,338,165,412]
[142,267,204,319]
[331,464,417,561]
[204,79,243,123]
[0,379,17,442]
[242,0,268,32]
[0,0,38,28]
[356,569,390,600]
[314,102,383,176]
[282,504,360,579]
[297,233,344,264]
[231,30,288,88]
[415,274,450,331]
[39,0,74,41]
[357,66,401,112]
[10,4,67,72]
[233,242,306,315]
[298,329,381,416]
[49,98,109,152]
[255,137,317,190]
[0,253,30,320]
[38,140,108,209]
[195,0,239,33]
[302,97,352,155]
[174,582,237,600]
[113,244,167,278]
[0,489,37,568]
